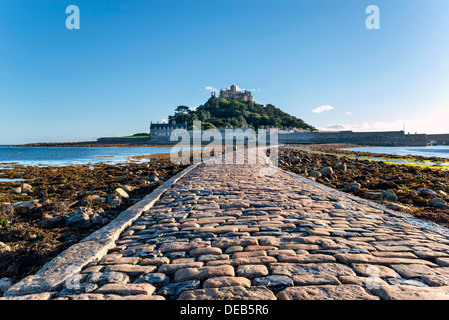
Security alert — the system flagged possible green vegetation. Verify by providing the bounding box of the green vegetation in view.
[167,97,316,131]
[119,134,149,139]
[0,218,8,228]
[101,133,149,139]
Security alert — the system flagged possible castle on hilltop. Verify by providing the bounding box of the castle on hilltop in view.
[213,84,254,102]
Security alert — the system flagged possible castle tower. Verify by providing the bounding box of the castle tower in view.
[219,84,254,102]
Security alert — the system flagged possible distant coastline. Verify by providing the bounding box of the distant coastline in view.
[13,141,175,148]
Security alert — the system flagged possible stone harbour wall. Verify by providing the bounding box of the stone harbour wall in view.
[277,131,427,147]
[97,131,427,147]
[426,134,449,144]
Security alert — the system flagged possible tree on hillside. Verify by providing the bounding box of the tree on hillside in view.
[175,106,190,115]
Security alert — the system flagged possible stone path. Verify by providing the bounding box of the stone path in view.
[5,152,449,300]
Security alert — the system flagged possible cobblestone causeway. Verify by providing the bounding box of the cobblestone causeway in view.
[5,153,449,300]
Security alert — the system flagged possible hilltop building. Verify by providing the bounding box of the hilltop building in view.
[214,84,253,101]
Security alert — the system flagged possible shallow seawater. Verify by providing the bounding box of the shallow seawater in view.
[0,146,200,167]
[344,146,449,159]
[343,146,449,168]
[0,178,26,183]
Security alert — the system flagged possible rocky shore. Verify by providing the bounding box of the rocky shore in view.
[278,144,449,228]
[0,153,189,284]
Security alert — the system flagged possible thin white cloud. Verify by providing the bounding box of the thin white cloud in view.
[319,120,406,132]
[311,105,335,113]
[345,112,352,115]
[204,86,218,92]
[235,85,260,92]
[319,122,369,131]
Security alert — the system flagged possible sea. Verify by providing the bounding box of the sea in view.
[344,145,449,159]
[0,145,191,168]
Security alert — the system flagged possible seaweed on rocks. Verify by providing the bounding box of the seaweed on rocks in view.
[0,153,189,283]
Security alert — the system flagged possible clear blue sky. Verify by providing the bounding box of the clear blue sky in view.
[1,0,449,144]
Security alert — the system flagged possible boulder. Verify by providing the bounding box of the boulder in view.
[364,190,397,202]
[65,207,94,228]
[147,175,160,182]
[0,242,11,252]
[80,194,100,205]
[344,183,361,193]
[429,198,449,209]
[11,200,40,209]
[365,191,384,200]
[419,188,439,198]
[114,188,129,199]
[20,183,32,191]
[336,163,347,172]
[375,181,398,190]
[9,187,22,195]
[37,216,64,228]
[320,167,334,177]
[308,171,321,178]
[107,195,121,207]
[0,278,14,295]
[89,213,104,225]
[65,212,91,228]
[94,197,107,204]
[122,185,136,193]
[383,190,398,202]
[78,207,94,215]
[437,190,448,197]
